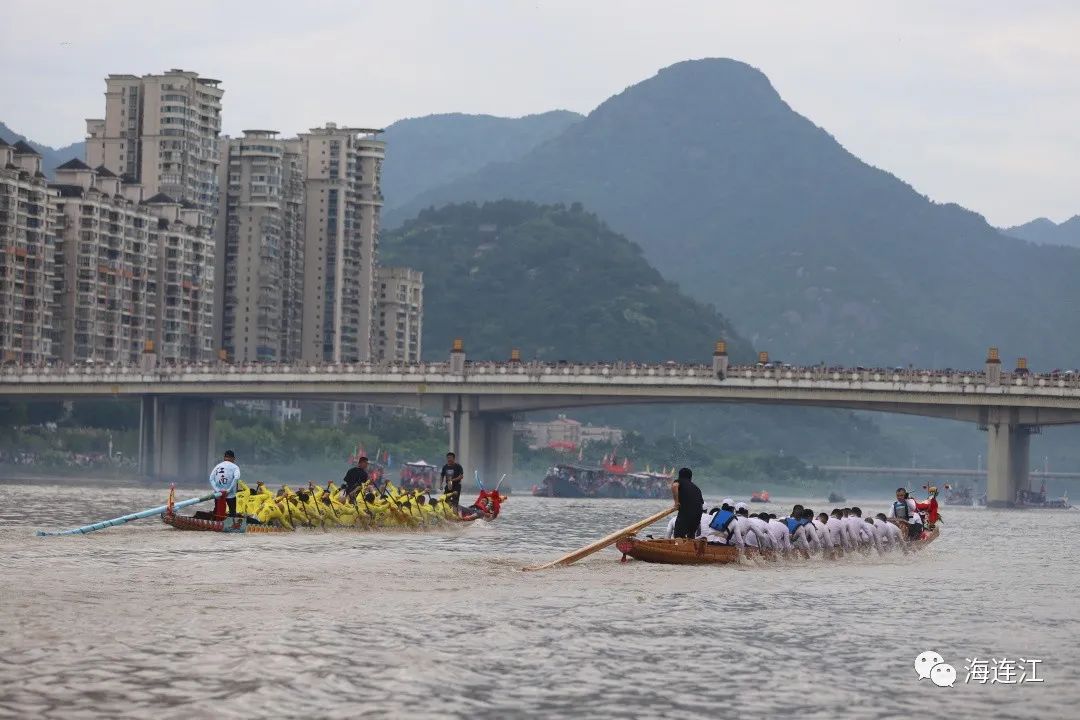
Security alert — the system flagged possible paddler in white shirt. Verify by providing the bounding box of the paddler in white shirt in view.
[733,502,770,549]
[863,516,888,553]
[762,513,792,552]
[874,513,905,549]
[701,501,742,547]
[827,509,848,553]
[815,512,837,558]
[784,509,818,555]
[743,508,775,550]
[845,507,875,549]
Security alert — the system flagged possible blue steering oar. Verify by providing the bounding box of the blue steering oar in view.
[36,491,217,537]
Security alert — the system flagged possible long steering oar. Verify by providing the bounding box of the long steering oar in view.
[36,491,217,537]
[521,505,677,571]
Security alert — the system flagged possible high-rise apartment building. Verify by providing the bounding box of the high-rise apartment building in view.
[0,140,56,364]
[85,69,224,230]
[49,160,158,363]
[147,195,215,362]
[298,124,384,363]
[49,160,213,363]
[213,131,305,363]
[373,266,423,363]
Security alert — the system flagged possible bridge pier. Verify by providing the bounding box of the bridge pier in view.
[138,396,216,482]
[985,411,1034,508]
[447,402,514,489]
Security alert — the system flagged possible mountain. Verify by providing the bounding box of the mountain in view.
[1004,216,1080,248]
[381,200,751,363]
[392,58,1080,370]
[0,122,85,177]
[380,111,582,212]
[380,200,912,464]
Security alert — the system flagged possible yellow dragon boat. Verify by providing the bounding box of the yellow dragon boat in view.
[160,480,505,533]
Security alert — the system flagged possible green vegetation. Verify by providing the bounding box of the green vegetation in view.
[382,199,752,363]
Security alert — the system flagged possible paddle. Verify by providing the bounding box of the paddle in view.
[37,490,218,536]
[521,505,677,571]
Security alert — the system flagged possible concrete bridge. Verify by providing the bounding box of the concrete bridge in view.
[2,343,1079,507]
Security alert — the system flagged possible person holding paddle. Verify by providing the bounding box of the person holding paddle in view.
[670,467,703,538]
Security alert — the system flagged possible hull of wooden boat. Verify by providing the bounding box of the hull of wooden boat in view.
[160,512,294,533]
[615,537,742,565]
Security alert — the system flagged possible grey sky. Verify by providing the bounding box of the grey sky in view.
[3,0,1077,226]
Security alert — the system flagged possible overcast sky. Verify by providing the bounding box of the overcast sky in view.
[3,0,1077,226]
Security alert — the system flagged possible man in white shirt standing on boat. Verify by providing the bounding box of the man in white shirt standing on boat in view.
[209,450,241,518]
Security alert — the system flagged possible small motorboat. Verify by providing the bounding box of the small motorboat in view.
[750,490,770,503]
[828,491,846,503]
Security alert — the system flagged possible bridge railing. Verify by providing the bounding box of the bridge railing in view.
[2,360,1080,389]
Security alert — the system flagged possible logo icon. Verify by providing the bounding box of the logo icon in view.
[915,650,955,687]
[914,650,944,681]
[930,663,957,687]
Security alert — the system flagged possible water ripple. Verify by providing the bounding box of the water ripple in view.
[1,484,1078,718]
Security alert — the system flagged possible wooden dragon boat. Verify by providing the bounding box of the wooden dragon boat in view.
[615,526,940,565]
[160,511,294,533]
[158,487,504,532]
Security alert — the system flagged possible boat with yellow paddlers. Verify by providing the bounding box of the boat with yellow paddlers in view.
[161,479,506,533]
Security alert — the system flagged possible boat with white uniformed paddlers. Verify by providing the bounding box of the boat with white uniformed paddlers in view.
[615,525,939,565]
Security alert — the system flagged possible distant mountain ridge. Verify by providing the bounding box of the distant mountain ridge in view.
[391,58,1080,369]
[1004,216,1080,248]
[0,122,85,177]
[379,111,582,211]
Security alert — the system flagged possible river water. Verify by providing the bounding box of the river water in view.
[0,481,1078,719]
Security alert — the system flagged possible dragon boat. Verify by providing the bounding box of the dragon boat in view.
[615,525,940,565]
[159,482,504,533]
[160,512,294,533]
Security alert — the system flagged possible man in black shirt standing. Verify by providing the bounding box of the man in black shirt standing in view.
[342,456,369,500]
[441,452,464,508]
[671,467,704,539]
